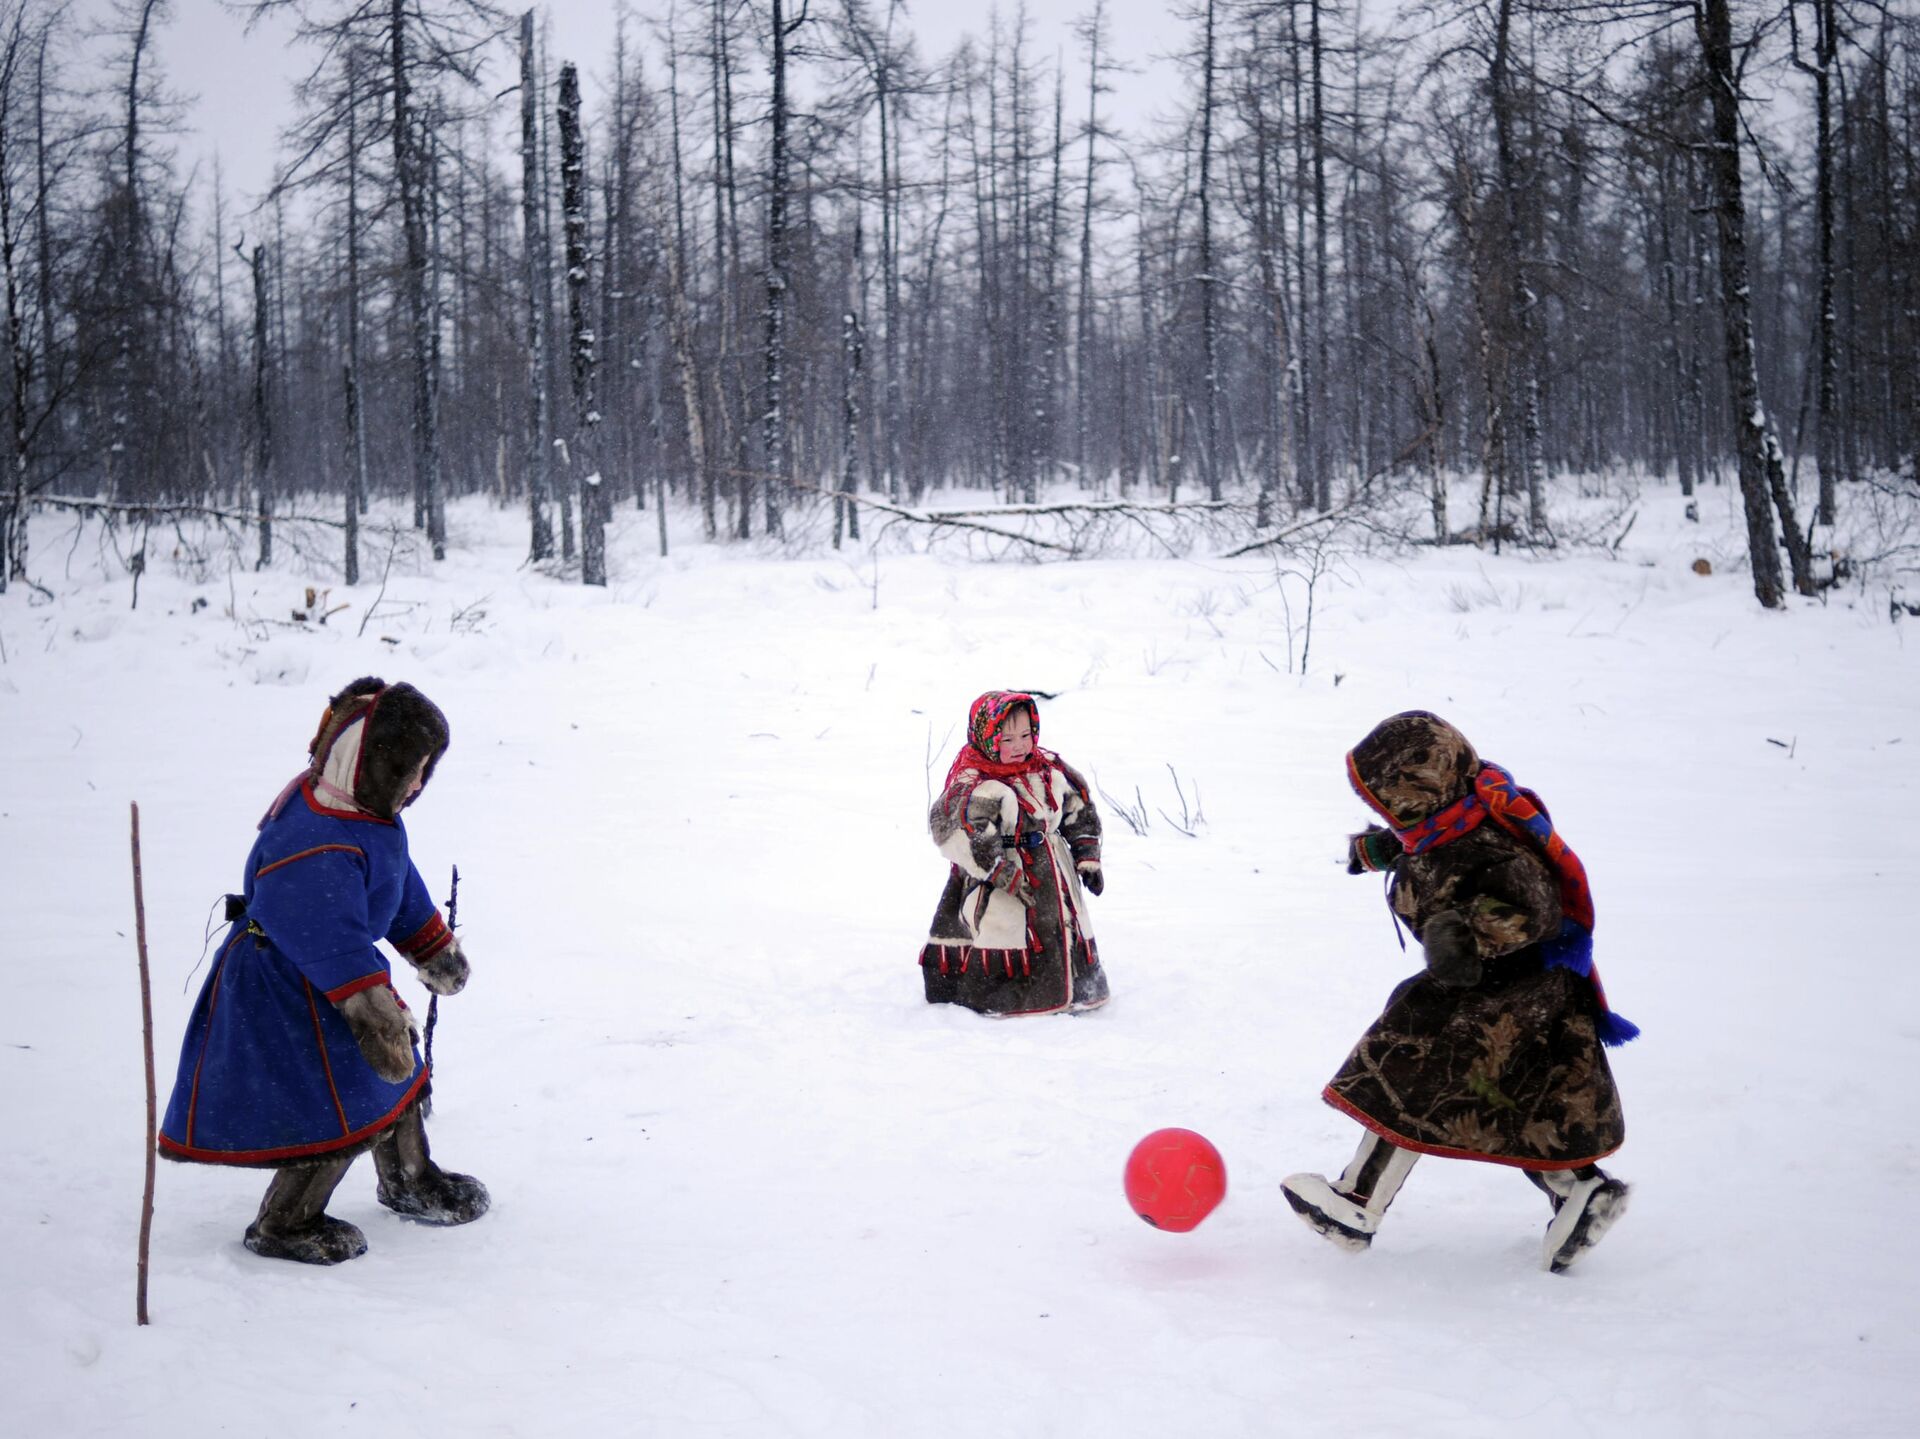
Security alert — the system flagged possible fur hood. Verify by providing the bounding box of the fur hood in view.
[1346,710,1480,829]
[307,678,450,820]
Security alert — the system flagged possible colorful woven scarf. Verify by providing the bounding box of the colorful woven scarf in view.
[942,691,1059,799]
[1372,759,1638,1047]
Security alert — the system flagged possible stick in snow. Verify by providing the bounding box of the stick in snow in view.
[130,802,157,1327]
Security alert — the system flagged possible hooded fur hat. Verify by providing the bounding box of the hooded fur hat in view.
[307,678,451,819]
[1346,710,1480,829]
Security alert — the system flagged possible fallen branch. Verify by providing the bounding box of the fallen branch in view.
[1224,427,1441,559]
[900,498,1237,521]
[1221,498,1363,558]
[786,480,1072,553]
[35,495,346,531]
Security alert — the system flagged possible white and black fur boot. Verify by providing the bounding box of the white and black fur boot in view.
[373,1104,490,1225]
[1282,1133,1418,1252]
[1532,1165,1630,1273]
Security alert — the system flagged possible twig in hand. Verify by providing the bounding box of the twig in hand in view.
[425,863,459,1103]
[130,802,157,1327]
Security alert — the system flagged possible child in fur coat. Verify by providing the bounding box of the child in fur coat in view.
[1282,710,1635,1273]
[919,691,1109,1016]
[158,677,489,1265]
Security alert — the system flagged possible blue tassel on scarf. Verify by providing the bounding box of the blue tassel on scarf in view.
[1541,919,1638,1047]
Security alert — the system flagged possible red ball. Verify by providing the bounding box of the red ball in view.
[1124,1128,1227,1232]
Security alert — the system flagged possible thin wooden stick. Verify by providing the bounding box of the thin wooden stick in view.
[130,802,157,1327]
[426,864,458,1070]
[421,863,458,1118]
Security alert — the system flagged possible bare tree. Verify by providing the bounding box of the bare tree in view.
[1695,0,1815,605]
[519,10,553,561]
[558,60,603,585]
[761,0,808,537]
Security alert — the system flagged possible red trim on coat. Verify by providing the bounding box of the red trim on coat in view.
[157,1065,430,1166]
[397,911,453,962]
[256,842,366,879]
[324,970,391,1003]
[183,932,245,1146]
[306,980,354,1136]
[300,779,393,824]
[1321,1085,1621,1171]
[920,942,964,975]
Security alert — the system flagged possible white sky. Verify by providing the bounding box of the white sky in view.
[132,0,1191,210]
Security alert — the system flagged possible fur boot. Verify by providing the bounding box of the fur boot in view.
[1534,1165,1631,1273]
[1282,1133,1419,1252]
[373,1104,490,1225]
[244,1156,366,1265]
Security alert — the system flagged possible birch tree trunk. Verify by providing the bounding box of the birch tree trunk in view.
[520,11,554,561]
[1491,0,1546,534]
[1696,0,1814,606]
[560,62,604,585]
[762,0,798,538]
[1198,0,1221,501]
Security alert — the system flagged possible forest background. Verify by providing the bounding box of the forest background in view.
[0,0,1912,604]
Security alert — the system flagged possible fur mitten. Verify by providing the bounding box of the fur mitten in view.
[1078,863,1105,897]
[989,855,1037,907]
[1347,827,1399,875]
[413,938,469,997]
[1420,910,1482,988]
[337,986,416,1082]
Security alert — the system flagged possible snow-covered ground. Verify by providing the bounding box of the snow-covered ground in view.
[4,479,1916,1437]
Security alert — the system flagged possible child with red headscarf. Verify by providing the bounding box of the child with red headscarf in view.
[919,691,1109,1016]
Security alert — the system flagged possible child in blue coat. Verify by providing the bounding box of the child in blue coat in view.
[159,678,489,1264]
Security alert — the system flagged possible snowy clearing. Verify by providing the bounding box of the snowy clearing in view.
[3,481,1917,1438]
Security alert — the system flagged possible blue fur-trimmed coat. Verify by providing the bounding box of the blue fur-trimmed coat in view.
[159,781,451,1166]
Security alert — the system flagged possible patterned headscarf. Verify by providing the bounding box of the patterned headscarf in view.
[943,691,1054,790]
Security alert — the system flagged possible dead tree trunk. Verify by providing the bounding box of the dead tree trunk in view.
[559,62,604,585]
[342,48,367,583]
[520,11,554,561]
[1696,0,1815,606]
[1490,0,1547,534]
[837,211,865,549]
[1792,0,1845,526]
[0,10,30,593]
[1309,0,1330,510]
[1198,0,1221,501]
[762,0,802,537]
[1074,0,1107,491]
[249,243,272,569]
[389,0,445,560]
[663,24,713,541]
